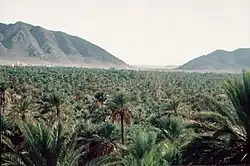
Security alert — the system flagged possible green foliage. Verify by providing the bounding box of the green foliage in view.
[183,70,250,164]
[1,65,249,165]
[2,120,79,166]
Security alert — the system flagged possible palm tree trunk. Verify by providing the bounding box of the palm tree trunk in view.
[2,93,5,114]
[121,111,124,145]
[21,114,25,121]
[52,107,62,166]
[0,92,4,115]
[244,138,250,164]
[56,107,60,123]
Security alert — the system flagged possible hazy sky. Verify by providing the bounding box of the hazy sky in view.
[1,0,250,65]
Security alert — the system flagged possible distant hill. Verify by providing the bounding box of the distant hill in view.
[132,65,178,71]
[0,21,128,68]
[178,48,250,71]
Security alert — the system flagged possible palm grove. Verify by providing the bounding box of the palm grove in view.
[0,65,250,165]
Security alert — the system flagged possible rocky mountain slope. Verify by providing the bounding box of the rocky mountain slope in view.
[0,21,128,68]
[178,48,250,71]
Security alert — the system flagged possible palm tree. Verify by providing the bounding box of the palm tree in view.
[96,128,179,166]
[0,83,8,115]
[1,115,15,155]
[2,120,80,166]
[165,98,180,114]
[93,92,108,106]
[128,128,157,165]
[86,129,170,166]
[224,70,250,163]
[12,99,33,121]
[150,115,193,165]
[1,116,13,136]
[184,70,250,164]
[77,123,122,164]
[1,115,26,154]
[0,86,5,115]
[152,115,193,144]
[38,91,64,123]
[89,92,110,123]
[107,90,132,145]
[162,98,190,118]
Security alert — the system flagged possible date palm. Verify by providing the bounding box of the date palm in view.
[0,83,10,115]
[184,70,250,165]
[1,115,15,156]
[2,121,80,166]
[127,128,157,165]
[225,70,250,164]
[150,115,193,165]
[107,90,132,145]
[77,123,123,165]
[165,98,180,114]
[0,86,5,114]
[159,98,190,119]
[94,129,180,166]
[1,115,26,153]
[12,99,33,121]
[38,91,64,123]
[93,92,108,106]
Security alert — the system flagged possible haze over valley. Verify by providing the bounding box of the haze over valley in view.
[1,0,249,71]
[0,21,249,72]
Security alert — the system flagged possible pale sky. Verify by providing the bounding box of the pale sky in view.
[1,0,250,65]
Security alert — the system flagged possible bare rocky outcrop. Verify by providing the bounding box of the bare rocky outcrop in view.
[0,21,128,68]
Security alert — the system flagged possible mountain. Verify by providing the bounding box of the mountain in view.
[178,48,250,71]
[0,21,128,68]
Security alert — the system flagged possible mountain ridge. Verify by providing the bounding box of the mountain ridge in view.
[0,21,128,68]
[178,48,250,71]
